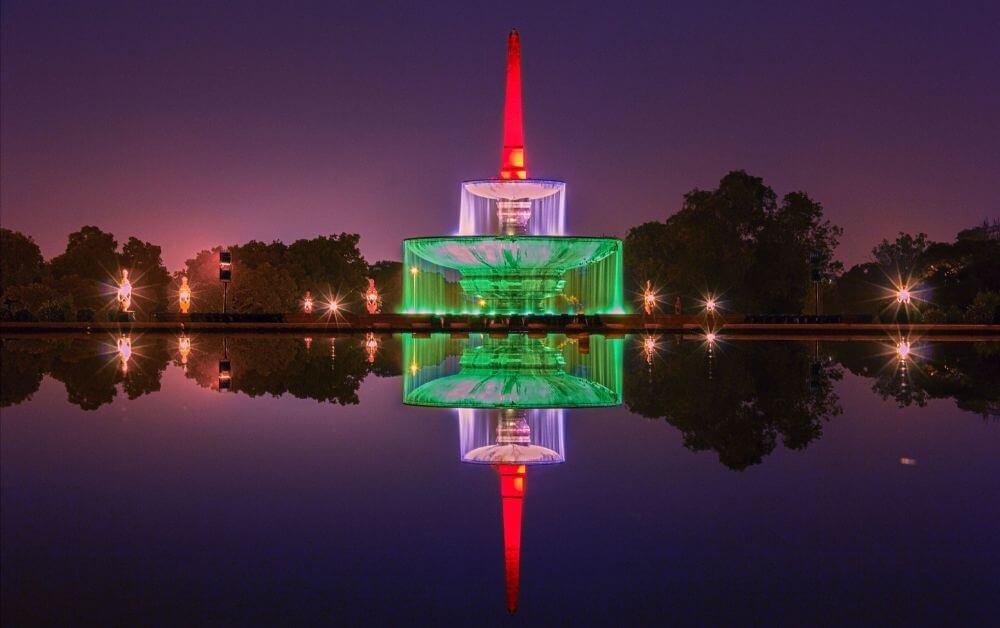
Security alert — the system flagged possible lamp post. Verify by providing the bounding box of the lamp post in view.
[218,336,231,391]
[219,251,232,313]
[810,252,824,316]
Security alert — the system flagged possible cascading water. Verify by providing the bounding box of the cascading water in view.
[458,180,566,236]
[458,408,566,464]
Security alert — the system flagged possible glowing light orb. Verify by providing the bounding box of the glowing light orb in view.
[896,288,912,304]
[705,298,717,313]
[410,266,419,276]
[178,276,191,313]
[409,362,420,376]
[642,280,656,315]
[303,291,314,314]
[328,300,340,313]
[642,335,657,366]
[896,341,911,360]
[178,335,191,366]
[365,332,379,363]
[706,332,717,344]
[117,269,133,312]
[304,337,312,350]
[117,335,132,373]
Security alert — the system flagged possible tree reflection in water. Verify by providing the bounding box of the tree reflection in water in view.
[624,339,844,470]
[178,335,375,405]
[1,336,170,410]
[830,340,1000,418]
[2,335,997,427]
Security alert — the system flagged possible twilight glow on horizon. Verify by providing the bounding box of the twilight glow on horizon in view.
[2,1,998,270]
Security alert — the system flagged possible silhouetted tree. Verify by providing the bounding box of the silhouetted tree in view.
[625,171,842,313]
[0,229,44,294]
[181,234,368,313]
[834,224,1000,321]
[369,260,403,313]
[120,237,171,315]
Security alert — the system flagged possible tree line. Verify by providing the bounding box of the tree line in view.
[5,335,994,464]
[3,169,997,320]
[0,226,400,321]
[624,170,999,322]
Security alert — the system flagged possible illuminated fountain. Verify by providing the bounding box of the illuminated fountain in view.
[403,332,622,612]
[403,31,625,315]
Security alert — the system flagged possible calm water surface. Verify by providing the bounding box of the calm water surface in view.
[2,334,998,626]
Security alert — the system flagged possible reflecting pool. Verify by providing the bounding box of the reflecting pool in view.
[2,334,998,625]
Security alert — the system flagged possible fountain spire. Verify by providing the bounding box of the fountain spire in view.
[500,29,527,180]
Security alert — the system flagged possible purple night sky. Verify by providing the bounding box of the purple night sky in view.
[2,1,997,271]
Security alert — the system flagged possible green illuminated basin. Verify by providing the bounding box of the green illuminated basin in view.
[405,335,618,408]
[404,369,619,408]
[404,235,619,306]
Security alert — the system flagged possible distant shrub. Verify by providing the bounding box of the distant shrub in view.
[943,305,965,323]
[966,290,1000,324]
[76,307,95,322]
[922,308,946,324]
[13,309,36,322]
[37,300,68,321]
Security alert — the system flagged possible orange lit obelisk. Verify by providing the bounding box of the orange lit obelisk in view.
[500,30,527,180]
[497,463,526,613]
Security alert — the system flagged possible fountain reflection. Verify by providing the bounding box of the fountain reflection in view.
[404,332,620,612]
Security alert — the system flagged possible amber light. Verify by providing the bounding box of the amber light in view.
[178,276,192,313]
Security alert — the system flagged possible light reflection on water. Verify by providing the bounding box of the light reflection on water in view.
[2,334,998,625]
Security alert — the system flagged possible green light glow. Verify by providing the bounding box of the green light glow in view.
[402,333,623,408]
[401,236,626,314]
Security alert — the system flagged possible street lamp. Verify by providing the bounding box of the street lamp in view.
[218,336,231,390]
[219,251,232,313]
